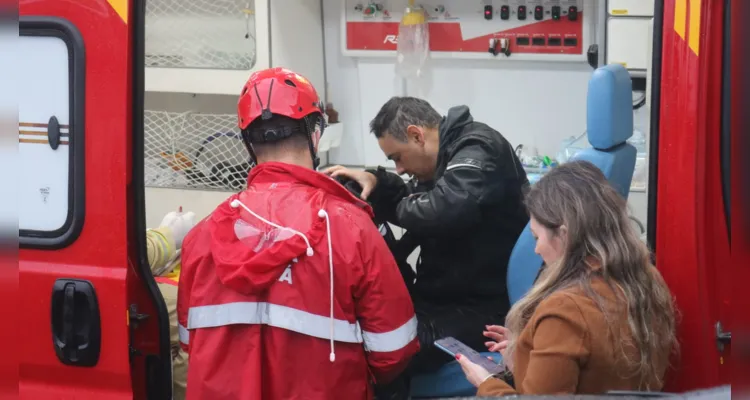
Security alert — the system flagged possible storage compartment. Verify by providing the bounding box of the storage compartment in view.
[143,91,344,226]
[608,0,655,17]
[145,0,324,95]
[145,0,269,94]
[606,18,652,71]
[144,93,249,192]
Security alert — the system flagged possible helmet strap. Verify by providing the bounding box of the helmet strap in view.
[304,114,325,170]
[243,135,258,166]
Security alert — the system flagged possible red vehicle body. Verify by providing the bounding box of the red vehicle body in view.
[16,0,740,398]
[18,1,168,398]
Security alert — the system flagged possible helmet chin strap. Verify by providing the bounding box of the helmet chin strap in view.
[312,154,321,170]
[243,135,258,166]
[306,114,325,171]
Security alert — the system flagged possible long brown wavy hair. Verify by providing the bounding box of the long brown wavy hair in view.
[504,160,676,389]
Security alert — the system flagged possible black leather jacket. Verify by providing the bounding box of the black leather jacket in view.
[366,106,529,316]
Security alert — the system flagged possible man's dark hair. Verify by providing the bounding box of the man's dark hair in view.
[244,115,312,159]
[369,97,442,142]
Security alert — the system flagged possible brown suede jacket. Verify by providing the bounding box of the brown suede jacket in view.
[478,278,671,397]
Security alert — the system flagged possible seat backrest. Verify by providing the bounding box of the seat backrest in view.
[506,64,637,306]
[506,223,543,305]
[571,63,637,199]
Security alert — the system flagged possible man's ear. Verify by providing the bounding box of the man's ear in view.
[406,125,425,145]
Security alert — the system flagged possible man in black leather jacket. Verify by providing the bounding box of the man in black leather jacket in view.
[324,97,529,397]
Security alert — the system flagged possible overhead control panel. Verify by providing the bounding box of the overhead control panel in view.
[341,0,597,62]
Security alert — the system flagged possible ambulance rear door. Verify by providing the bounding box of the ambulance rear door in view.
[18,1,170,398]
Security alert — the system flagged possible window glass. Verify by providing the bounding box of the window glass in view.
[19,19,85,248]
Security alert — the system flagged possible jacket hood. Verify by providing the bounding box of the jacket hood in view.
[438,105,474,148]
[205,162,372,295]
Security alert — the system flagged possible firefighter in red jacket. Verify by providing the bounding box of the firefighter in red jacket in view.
[177,67,420,400]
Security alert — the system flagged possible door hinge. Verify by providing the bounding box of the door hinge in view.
[129,304,150,328]
[715,321,731,353]
[128,304,150,359]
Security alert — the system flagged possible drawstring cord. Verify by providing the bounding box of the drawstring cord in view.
[318,209,335,362]
[230,198,337,363]
[230,199,314,256]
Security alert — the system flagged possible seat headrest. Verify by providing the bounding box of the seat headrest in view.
[586,64,634,150]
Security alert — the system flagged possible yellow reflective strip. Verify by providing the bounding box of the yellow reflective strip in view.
[688,0,701,55]
[106,0,128,24]
[674,0,687,39]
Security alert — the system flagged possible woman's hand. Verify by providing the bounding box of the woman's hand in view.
[483,325,510,352]
[484,325,513,372]
[455,354,494,388]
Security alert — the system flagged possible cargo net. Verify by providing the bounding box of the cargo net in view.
[145,0,257,70]
[144,110,254,192]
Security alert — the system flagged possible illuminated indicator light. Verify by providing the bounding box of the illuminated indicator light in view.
[534,6,544,20]
[484,5,493,20]
[500,5,510,20]
[518,5,527,20]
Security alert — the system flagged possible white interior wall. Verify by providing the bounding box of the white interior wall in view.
[321,0,648,224]
[323,1,607,168]
[270,0,326,93]
[144,0,651,234]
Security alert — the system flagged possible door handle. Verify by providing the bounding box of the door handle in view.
[715,321,731,353]
[51,279,101,366]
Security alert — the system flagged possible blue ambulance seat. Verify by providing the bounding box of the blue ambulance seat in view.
[570,63,636,199]
[410,64,636,398]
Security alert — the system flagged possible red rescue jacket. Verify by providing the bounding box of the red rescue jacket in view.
[177,162,419,399]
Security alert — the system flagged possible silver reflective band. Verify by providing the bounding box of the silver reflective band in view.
[178,323,189,345]
[363,315,418,353]
[188,302,362,343]
[446,163,482,171]
[187,302,417,352]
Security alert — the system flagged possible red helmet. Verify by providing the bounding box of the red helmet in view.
[237,68,325,168]
[237,67,323,131]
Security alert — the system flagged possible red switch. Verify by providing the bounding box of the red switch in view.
[534,6,543,20]
[568,6,578,21]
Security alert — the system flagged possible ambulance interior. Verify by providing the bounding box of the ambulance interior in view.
[143,0,658,396]
[144,0,651,255]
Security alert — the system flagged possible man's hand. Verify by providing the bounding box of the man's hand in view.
[322,165,378,200]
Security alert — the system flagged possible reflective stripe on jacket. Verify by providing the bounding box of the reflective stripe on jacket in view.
[177,162,419,400]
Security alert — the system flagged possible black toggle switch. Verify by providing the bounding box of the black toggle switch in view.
[500,5,510,20]
[551,6,561,20]
[534,6,543,20]
[517,5,527,20]
[568,6,578,21]
[484,5,493,20]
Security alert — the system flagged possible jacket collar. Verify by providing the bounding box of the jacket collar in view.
[248,162,373,217]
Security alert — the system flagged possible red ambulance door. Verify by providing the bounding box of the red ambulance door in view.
[18,1,170,398]
[654,0,731,391]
